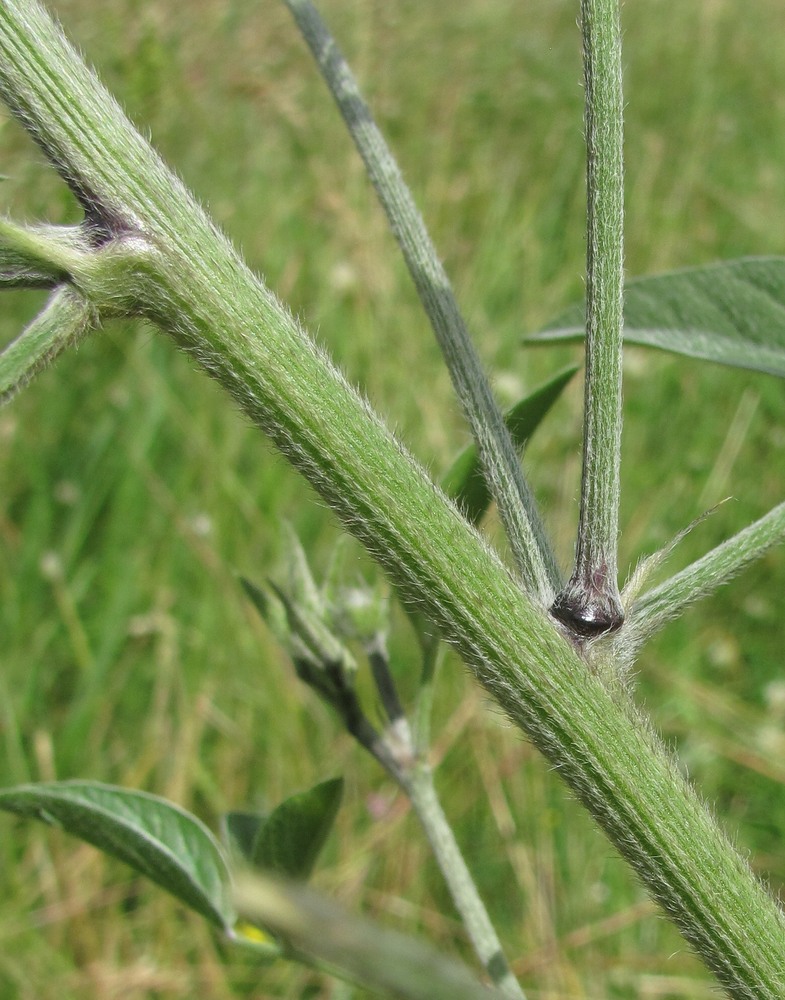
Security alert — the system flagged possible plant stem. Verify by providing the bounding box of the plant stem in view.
[283,0,560,607]
[2,3,785,993]
[551,0,625,639]
[405,764,525,999]
[361,646,524,996]
[624,500,785,651]
[0,285,95,402]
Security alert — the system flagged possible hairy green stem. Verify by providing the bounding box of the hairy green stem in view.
[405,765,525,999]
[552,0,625,638]
[359,644,523,996]
[358,713,525,996]
[283,0,559,607]
[624,500,785,652]
[2,3,785,994]
[0,284,95,402]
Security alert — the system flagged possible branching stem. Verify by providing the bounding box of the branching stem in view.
[551,0,625,638]
[2,2,785,994]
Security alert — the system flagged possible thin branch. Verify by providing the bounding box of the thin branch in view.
[251,557,526,996]
[621,501,785,653]
[406,765,526,1000]
[1,285,95,403]
[283,0,559,607]
[551,0,625,638]
[349,637,526,997]
[3,3,785,991]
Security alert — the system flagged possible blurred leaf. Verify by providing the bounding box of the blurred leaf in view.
[241,575,276,624]
[525,257,785,377]
[281,520,326,618]
[0,781,234,930]
[232,918,282,956]
[253,777,343,881]
[234,871,507,1000]
[441,366,578,524]
[223,810,266,864]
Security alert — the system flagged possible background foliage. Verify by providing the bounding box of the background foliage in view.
[1,0,784,996]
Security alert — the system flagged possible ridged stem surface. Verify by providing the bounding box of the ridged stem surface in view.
[1,4,784,995]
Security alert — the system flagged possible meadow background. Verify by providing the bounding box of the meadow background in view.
[2,0,785,997]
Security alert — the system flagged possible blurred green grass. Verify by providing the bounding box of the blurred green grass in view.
[1,0,785,997]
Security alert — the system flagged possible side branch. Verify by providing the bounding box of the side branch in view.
[551,0,625,638]
[284,0,560,607]
[2,2,785,993]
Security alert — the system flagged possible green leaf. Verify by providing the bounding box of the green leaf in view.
[240,575,275,622]
[525,257,785,377]
[441,366,578,524]
[223,810,265,864]
[252,777,343,881]
[234,871,506,1000]
[0,781,235,930]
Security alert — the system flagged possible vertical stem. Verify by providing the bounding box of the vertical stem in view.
[551,0,625,639]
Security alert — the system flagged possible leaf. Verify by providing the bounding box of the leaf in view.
[620,501,727,610]
[234,871,506,1000]
[441,366,578,524]
[0,781,235,930]
[240,575,276,623]
[223,810,266,864]
[525,257,785,377]
[252,777,343,881]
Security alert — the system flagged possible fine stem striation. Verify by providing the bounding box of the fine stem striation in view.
[551,0,625,639]
[284,0,560,607]
[2,2,785,994]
